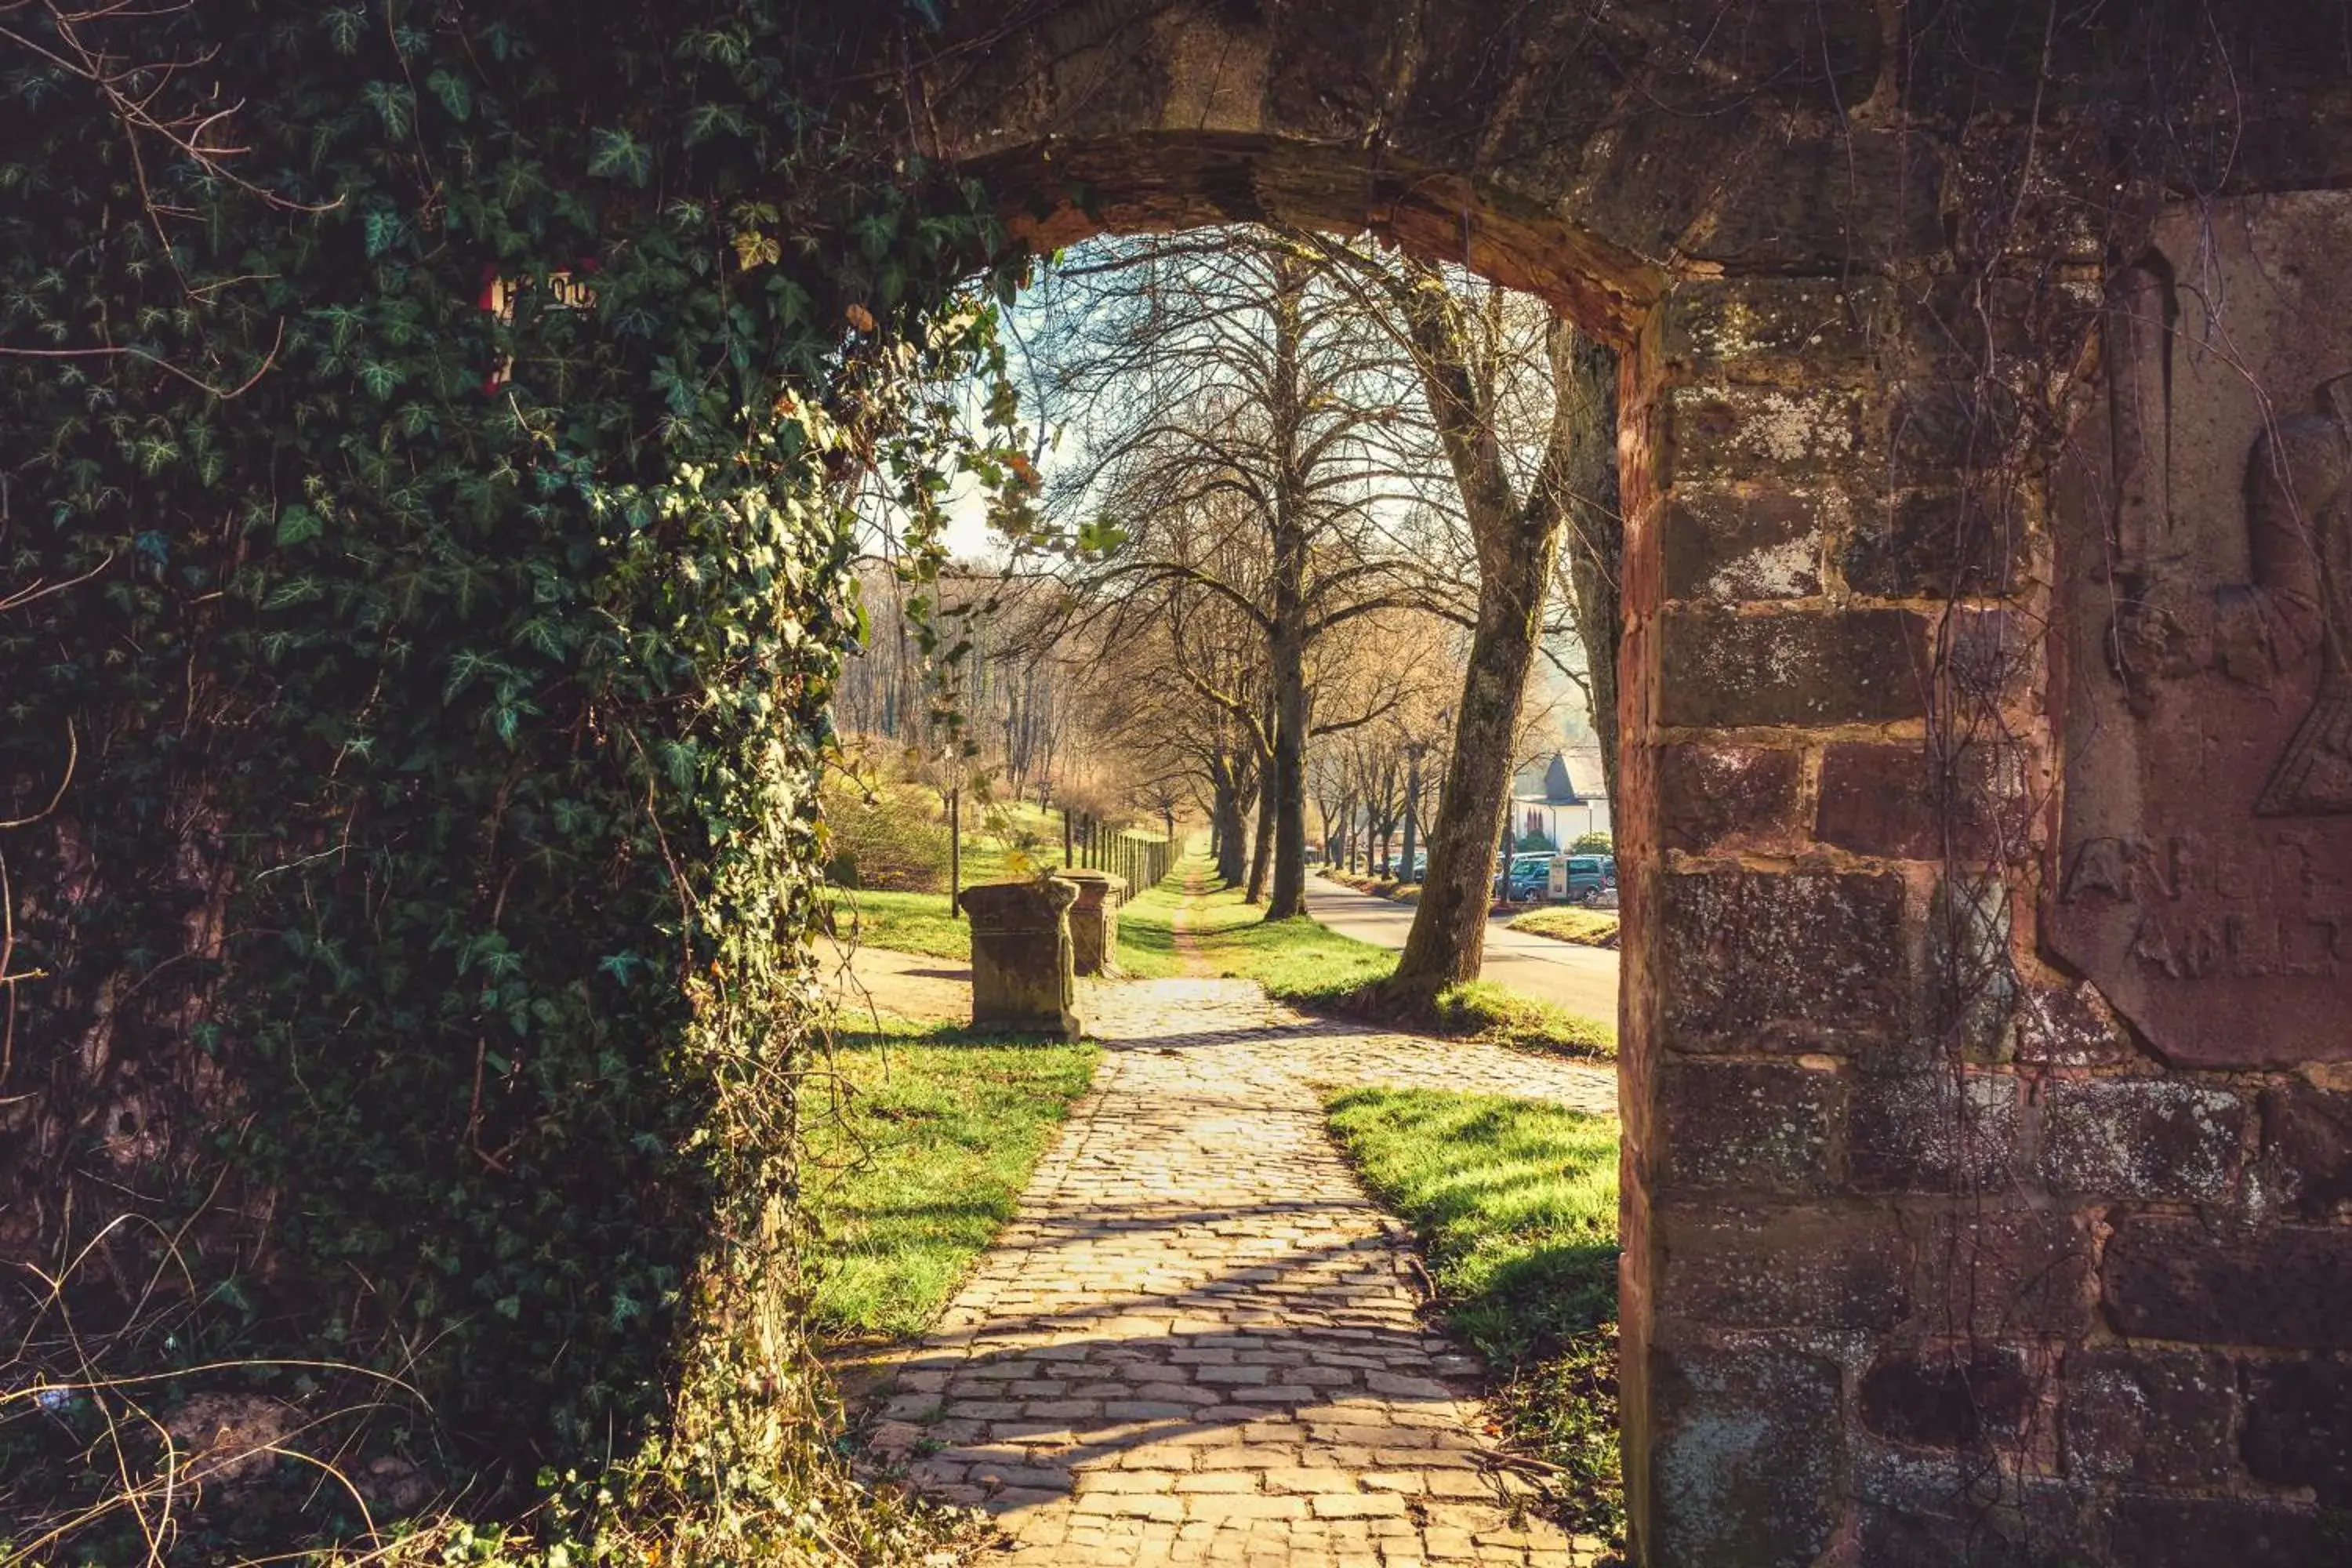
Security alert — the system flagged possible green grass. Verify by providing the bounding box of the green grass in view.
[801,1020,1098,1341]
[1325,1085,1622,1541]
[1184,877,1394,996]
[1431,982,1616,1060]
[1174,865,1616,1059]
[824,872,1185,975]
[820,808,1069,960]
[1109,874,1187,978]
[824,887,971,960]
[1508,906,1621,948]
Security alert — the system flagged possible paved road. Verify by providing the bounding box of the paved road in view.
[1301,873,1621,1025]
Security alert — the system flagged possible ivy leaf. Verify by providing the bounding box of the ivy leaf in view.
[425,68,472,122]
[586,129,652,187]
[361,81,415,139]
[363,209,401,259]
[322,5,364,53]
[683,102,748,148]
[264,576,324,610]
[276,506,323,546]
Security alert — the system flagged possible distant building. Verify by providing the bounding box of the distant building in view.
[1510,751,1611,846]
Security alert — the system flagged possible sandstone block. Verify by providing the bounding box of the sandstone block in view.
[1853,1484,2095,1568]
[1655,1058,1842,1194]
[1815,741,2032,862]
[1842,486,2024,598]
[2035,1078,2245,1202]
[1889,379,2022,474]
[1908,1207,2096,1337]
[2013,982,2136,1067]
[1657,1205,1907,1330]
[1656,742,1805,854]
[1661,486,1828,601]
[1661,279,1882,383]
[2064,1348,2235,1487]
[1646,1345,1842,1567]
[1658,869,1909,1051]
[1662,384,1870,485]
[2258,1083,2352,1218]
[2103,1215,2352,1348]
[2107,1495,2317,1568]
[2242,1357,2352,1503]
[1659,605,1928,728]
[1857,1345,2033,1448]
[1848,1069,2019,1193]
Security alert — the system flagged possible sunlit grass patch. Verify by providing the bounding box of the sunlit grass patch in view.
[1434,980,1616,1062]
[1177,869,1616,1059]
[822,887,971,960]
[1325,1085,1622,1541]
[801,1021,1097,1341]
[1189,883,1393,998]
[1507,906,1621,948]
[823,874,1185,975]
[1109,874,1188,978]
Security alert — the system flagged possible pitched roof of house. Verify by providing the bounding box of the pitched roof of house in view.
[1511,750,1586,805]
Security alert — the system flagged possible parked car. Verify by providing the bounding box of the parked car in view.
[1548,854,1617,905]
[1504,851,1553,900]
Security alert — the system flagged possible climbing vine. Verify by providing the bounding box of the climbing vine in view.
[0,1,1022,1559]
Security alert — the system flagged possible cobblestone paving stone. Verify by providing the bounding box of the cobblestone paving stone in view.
[872,975,1618,1565]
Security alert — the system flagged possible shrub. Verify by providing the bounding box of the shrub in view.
[982,807,1052,877]
[1570,830,1614,853]
[821,778,949,891]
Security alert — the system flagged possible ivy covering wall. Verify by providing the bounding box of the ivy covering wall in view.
[0,2,1013,1558]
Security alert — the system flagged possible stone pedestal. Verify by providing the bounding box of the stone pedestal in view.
[958,878,1085,1040]
[1054,869,1127,977]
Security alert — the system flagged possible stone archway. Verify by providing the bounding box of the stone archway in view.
[885,5,2352,1564]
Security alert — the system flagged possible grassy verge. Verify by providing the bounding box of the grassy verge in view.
[1324,869,1418,902]
[801,1019,1098,1341]
[1508,906,1621,949]
[1109,874,1188,978]
[823,877,1185,975]
[1177,868,1615,1059]
[1325,1086,1622,1543]
[823,887,971,960]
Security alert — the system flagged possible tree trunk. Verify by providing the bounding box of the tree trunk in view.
[1213,762,1247,886]
[1266,611,1308,916]
[1264,254,1312,921]
[1389,301,1581,1004]
[1399,753,1421,881]
[1245,765,1276,903]
[1557,333,1623,801]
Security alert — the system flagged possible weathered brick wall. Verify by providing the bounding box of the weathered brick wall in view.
[1621,253,2352,1563]
[1618,270,2078,1566]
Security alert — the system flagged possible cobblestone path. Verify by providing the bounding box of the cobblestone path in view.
[871,974,1617,1565]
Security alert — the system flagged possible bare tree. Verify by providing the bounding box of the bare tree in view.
[1294,242,1607,1004]
[1020,228,1454,916]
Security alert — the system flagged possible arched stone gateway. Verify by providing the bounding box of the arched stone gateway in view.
[897,5,2352,1564]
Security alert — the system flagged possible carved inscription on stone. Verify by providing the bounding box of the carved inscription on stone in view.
[2051,195,2352,1065]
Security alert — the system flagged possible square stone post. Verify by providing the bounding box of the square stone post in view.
[959,878,1086,1040]
[1053,869,1125,977]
